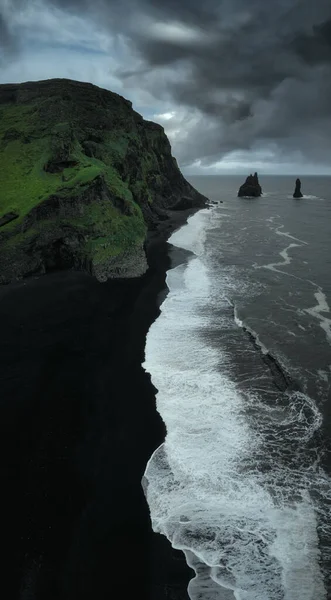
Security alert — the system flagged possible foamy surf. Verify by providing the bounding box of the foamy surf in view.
[304,288,331,343]
[258,242,301,274]
[275,225,309,245]
[286,195,323,200]
[234,306,269,355]
[143,208,330,600]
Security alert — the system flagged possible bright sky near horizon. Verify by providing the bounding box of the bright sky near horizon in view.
[1,0,331,174]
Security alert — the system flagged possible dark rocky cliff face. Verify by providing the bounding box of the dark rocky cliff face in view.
[0,78,207,283]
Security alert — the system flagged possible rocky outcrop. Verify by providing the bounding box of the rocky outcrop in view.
[0,211,19,227]
[238,172,262,197]
[293,178,303,198]
[0,78,207,284]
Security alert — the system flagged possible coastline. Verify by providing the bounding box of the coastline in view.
[0,207,201,600]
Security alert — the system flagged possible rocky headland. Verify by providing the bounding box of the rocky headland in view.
[0,79,207,599]
[238,172,262,197]
[0,78,206,284]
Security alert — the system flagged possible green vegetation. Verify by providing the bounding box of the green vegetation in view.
[0,79,189,281]
[0,104,58,219]
[69,200,146,263]
[0,105,136,222]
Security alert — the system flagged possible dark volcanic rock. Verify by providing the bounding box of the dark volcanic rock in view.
[238,172,262,197]
[293,178,303,198]
[168,195,200,211]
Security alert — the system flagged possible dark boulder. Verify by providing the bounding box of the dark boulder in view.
[238,172,262,197]
[293,178,303,198]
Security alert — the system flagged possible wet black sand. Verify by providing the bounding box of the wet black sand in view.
[0,210,198,600]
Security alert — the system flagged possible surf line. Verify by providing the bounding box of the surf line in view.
[275,225,309,245]
[254,242,303,279]
[232,303,296,393]
[255,242,331,345]
[304,287,331,343]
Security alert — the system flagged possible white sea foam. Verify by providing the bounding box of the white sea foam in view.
[143,208,329,600]
[262,243,301,272]
[304,288,331,343]
[275,225,308,245]
[286,195,322,200]
[170,208,210,257]
[318,369,329,383]
[255,242,308,283]
[234,307,269,355]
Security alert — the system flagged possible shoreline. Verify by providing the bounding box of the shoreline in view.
[0,207,203,599]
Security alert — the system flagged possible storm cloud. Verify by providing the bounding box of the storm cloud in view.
[1,0,331,172]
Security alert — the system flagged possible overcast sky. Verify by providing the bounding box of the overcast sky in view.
[1,0,331,174]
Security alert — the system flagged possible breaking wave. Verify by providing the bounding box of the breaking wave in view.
[143,208,331,600]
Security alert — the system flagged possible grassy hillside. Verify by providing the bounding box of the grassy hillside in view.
[0,79,206,282]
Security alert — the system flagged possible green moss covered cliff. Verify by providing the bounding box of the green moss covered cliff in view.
[0,78,207,283]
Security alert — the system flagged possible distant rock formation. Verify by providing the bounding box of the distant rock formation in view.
[293,178,303,198]
[238,172,262,197]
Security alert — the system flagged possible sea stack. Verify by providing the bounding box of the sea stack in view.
[293,178,303,198]
[238,172,262,197]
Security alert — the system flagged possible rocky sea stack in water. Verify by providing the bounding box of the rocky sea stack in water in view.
[0,78,207,284]
[293,178,303,198]
[238,172,262,197]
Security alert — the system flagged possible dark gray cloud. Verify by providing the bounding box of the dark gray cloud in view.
[0,7,18,63]
[1,0,331,170]
[0,13,10,48]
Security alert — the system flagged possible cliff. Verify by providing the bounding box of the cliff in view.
[0,78,207,284]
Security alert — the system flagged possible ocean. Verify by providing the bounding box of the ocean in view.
[143,176,331,600]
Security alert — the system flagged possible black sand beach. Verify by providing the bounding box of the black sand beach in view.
[0,210,197,600]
